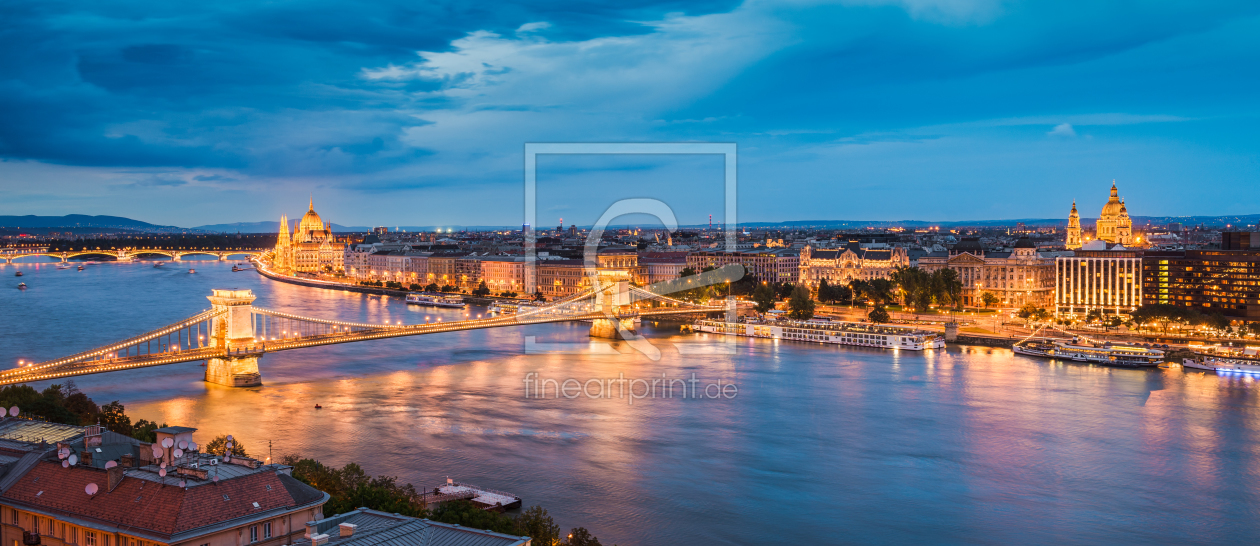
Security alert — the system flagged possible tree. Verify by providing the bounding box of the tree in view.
[534,290,546,302]
[980,291,999,309]
[99,401,133,437]
[472,281,491,297]
[515,506,561,546]
[867,278,894,306]
[787,285,815,320]
[834,284,853,305]
[1016,304,1050,328]
[752,283,776,314]
[868,305,890,324]
[930,269,963,309]
[565,527,603,546]
[1085,309,1104,325]
[283,455,427,519]
[408,283,422,291]
[424,283,440,292]
[205,434,249,457]
[816,279,833,303]
[133,419,168,443]
[890,266,931,311]
[1205,312,1230,334]
[848,279,870,307]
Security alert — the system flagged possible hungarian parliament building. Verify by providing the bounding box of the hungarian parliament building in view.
[271,198,346,274]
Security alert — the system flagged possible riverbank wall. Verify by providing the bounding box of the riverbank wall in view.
[253,264,526,305]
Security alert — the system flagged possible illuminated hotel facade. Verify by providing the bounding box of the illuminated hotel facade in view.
[1055,245,1143,317]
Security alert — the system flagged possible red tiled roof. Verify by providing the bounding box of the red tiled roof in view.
[3,462,318,539]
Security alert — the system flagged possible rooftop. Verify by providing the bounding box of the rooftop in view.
[297,508,529,546]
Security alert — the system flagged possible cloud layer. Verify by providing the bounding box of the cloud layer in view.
[0,0,1258,226]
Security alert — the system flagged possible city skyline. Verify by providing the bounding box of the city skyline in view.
[2,1,1259,226]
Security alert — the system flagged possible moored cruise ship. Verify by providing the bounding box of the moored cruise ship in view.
[405,293,466,308]
[694,318,945,350]
[1013,338,1164,367]
[1183,346,1260,374]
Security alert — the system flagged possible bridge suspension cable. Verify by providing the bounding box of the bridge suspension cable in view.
[3,309,225,376]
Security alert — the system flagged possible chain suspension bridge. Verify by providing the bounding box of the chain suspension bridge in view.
[2,266,744,387]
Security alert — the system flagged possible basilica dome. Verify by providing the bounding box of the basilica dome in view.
[1100,183,1123,217]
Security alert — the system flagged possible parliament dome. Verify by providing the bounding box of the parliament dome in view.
[298,198,326,233]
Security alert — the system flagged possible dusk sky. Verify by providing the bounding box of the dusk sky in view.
[1,0,1258,228]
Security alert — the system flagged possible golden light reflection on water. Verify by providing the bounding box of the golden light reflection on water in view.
[15,262,1260,544]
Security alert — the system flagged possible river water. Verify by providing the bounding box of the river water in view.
[3,258,1260,545]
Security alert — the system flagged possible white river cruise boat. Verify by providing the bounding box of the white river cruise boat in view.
[405,293,466,309]
[694,318,945,350]
[1013,338,1164,367]
[1183,346,1260,374]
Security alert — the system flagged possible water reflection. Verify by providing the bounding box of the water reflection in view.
[4,260,1260,544]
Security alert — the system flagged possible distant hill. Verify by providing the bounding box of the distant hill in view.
[193,221,371,233]
[0,214,180,230]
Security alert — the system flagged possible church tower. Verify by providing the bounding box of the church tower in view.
[1115,198,1133,246]
[1066,200,1082,250]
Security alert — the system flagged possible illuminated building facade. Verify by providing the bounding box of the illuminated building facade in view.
[274,199,345,274]
[687,250,799,284]
[1094,181,1134,245]
[1055,244,1142,317]
[918,237,1055,308]
[799,242,909,288]
[1143,233,1260,320]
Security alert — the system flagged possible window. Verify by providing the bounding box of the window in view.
[264,522,272,539]
[10,509,15,525]
[85,532,97,546]
[250,526,259,543]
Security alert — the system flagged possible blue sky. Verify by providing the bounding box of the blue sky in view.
[1,0,1258,228]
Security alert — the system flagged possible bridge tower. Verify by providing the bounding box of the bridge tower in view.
[589,279,637,340]
[204,289,263,387]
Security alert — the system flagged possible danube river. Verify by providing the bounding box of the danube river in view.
[4,259,1260,544]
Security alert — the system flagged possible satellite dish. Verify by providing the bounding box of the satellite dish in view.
[178,440,188,450]
[226,435,234,441]
[85,483,98,495]
[173,448,184,458]
[212,475,220,483]
[104,461,117,469]
[188,442,198,451]
[159,468,166,477]
[61,461,69,468]
[224,455,232,463]
[226,441,234,449]
[179,480,187,488]
[68,454,78,466]
[8,406,17,417]
[152,446,163,459]
[159,462,166,469]
[162,438,174,448]
[58,448,68,460]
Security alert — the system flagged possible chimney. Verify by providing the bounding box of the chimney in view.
[107,465,125,492]
[79,450,93,467]
[338,524,357,538]
[305,522,318,539]
[311,535,329,546]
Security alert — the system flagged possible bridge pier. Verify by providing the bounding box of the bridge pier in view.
[205,289,264,387]
[205,354,262,387]
[589,318,637,340]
